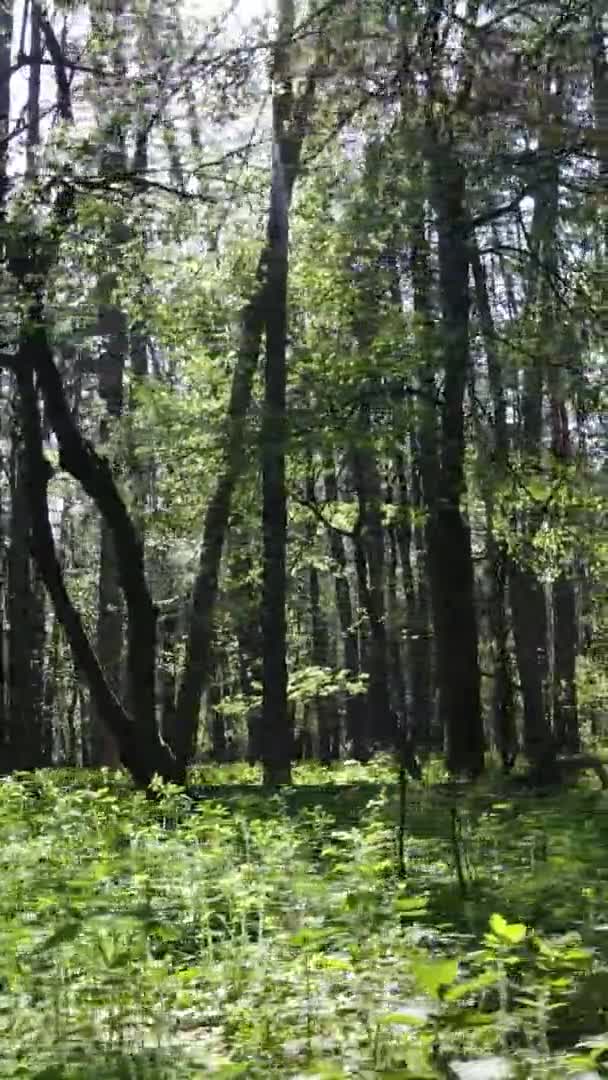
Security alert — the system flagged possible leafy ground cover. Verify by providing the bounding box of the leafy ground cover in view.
[1,761,608,1078]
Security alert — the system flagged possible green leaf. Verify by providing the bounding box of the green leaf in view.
[488,913,527,944]
[413,957,459,998]
[445,969,501,1002]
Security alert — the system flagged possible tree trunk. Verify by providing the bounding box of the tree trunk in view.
[173,49,316,776]
[351,431,395,749]
[552,576,579,752]
[322,459,366,758]
[260,181,291,783]
[208,663,227,762]
[509,97,564,772]
[385,477,408,725]
[260,0,299,787]
[544,129,579,754]
[0,0,9,761]
[228,532,263,764]
[470,237,517,767]
[4,3,47,772]
[159,610,178,748]
[426,137,484,776]
[92,287,127,769]
[11,321,178,787]
[394,450,432,746]
[94,524,123,768]
[7,408,46,770]
[306,469,338,763]
[408,174,442,750]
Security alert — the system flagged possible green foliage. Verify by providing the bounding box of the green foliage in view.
[1,768,608,1077]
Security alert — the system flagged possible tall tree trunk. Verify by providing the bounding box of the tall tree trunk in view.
[7,428,46,769]
[306,469,338,763]
[470,237,517,768]
[227,528,263,764]
[158,609,178,748]
[426,137,484,776]
[547,339,579,755]
[260,0,298,786]
[90,13,132,767]
[351,428,395,749]
[172,54,317,777]
[552,575,579,751]
[383,237,432,748]
[509,93,563,773]
[322,459,366,758]
[93,288,127,768]
[394,449,432,746]
[385,475,408,725]
[407,162,444,749]
[0,0,10,760]
[542,81,579,752]
[6,11,47,771]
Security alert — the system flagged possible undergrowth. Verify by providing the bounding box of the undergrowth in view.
[0,761,607,1077]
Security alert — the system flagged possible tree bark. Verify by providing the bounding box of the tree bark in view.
[393,450,432,746]
[425,136,484,776]
[227,528,263,764]
[322,459,366,758]
[306,469,339,763]
[0,0,10,761]
[509,97,563,772]
[93,287,127,768]
[259,0,299,786]
[385,475,408,726]
[470,237,517,767]
[351,430,395,749]
[5,18,48,771]
[7,427,46,769]
[408,190,441,749]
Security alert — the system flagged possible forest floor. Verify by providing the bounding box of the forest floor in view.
[1,759,608,1078]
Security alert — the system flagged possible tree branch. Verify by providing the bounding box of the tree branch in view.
[294,492,356,539]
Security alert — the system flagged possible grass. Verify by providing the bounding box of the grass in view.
[0,759,608,1077]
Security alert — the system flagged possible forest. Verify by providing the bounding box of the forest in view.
[0,0,606,1076]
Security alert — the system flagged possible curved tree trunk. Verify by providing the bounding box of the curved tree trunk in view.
[12,336,173,786]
